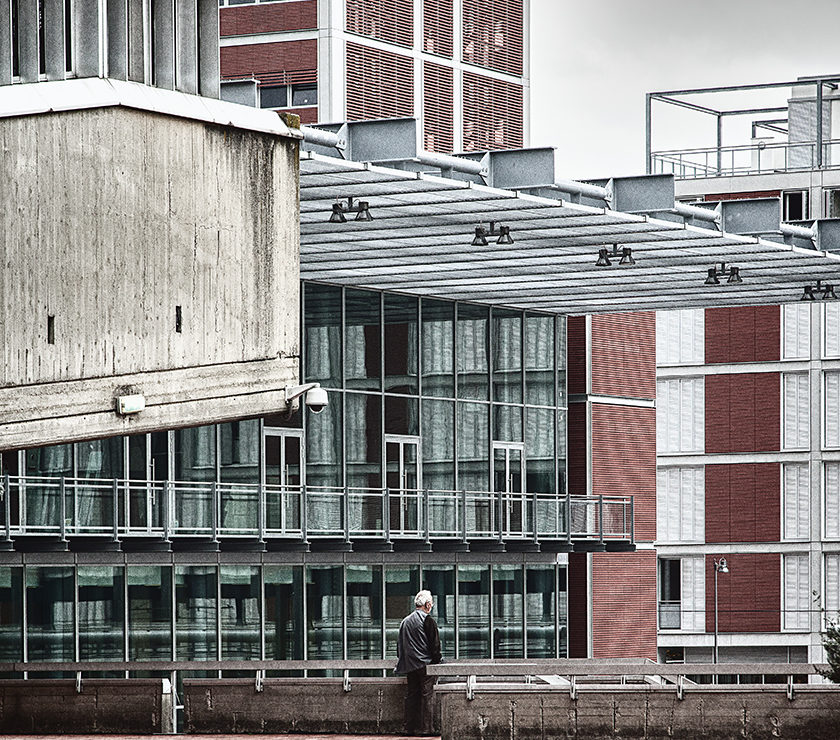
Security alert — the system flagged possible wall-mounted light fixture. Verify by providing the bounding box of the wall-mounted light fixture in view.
[801,279,837,301]
[329,197,373,223]
[704,263,742,285]
[471,222,514,246]
[595,244,635,267]
[116,394,145,416]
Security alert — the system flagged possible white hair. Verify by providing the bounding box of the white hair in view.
[414,589,433,608]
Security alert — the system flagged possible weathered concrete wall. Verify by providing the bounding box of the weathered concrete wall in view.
[439,686,840,740]
[0,678,172,733]
[0,106,299,449]
[183,678,409,734]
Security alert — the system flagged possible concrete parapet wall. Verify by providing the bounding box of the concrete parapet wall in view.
[438,685,840,740]
[183,677,409,734]
[0,678,172,734]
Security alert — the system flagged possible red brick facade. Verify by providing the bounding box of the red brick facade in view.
[705,372,780,453]
[705,306,780,364]
[705,463,781,542]
[590,312,656,399]
[220,1,317,36]
[705,553,780,633]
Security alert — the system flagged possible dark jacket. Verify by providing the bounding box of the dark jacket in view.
[395,608,442,674]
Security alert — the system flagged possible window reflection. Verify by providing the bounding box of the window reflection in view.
[306,396,342,488]
[347,565,382,660]
[385,294,418,394]
[493,404,522,443]
[0,568,22,663]
[526,407,555,495]
[458,565,489,658]
[346,393,382,489]
[26,566,74,662]
[385,567,419,659]
[422,398,455,494]
[304,283,342,389]
[525,314,555,406]
[345,289,381,390]
[458,401,488,491]
[220,566,261,660]
[265,566,304,663]
[526,566,557,657]
[493,310,522,403]
[457,304,489,400]
[128,566,172,660]
[307,566,343,664]
[422,299,454,398]
[423,566,455,658]
[79,566,124,663]
[493,565,523,658]
[176,566,217,660]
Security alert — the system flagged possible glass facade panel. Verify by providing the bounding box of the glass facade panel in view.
[219,421,259,483]
[458,565,489,658]
[76,438,124,530]
[306,396,342,488]
[493,404,522,443]
[526,566,556,657]
[458,401,489,491]
[493,309,522,403]
[220,566,261,660]
[307,566,344,660]
[26,566,74,662]
[304,283,342,389]
[385,395,419,436]
[346,393,382,489]
[457,304,489,400]
[422,399,455,493]
[78,566,124,662]
[345,289,381,390]
[346,565,382,660]
[422,299,454,398]
[526,407,555,494]
[265,566,304,661]
[422,565,455,659]
[0,568,22,662]
[385,566,419,659]
[525,314,555,406]
[385,294,418,394]
[128,566,172,660]
[493,565,523,658]
[25,444,72,530]
[175,566,217,660]
[174,426,216,532]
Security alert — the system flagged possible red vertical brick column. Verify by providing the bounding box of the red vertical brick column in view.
[567,552,588,658]
[705,463,780,543]
[705,373,780,453]
[705,553,780,633]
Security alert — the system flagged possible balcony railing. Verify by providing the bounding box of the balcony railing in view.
[0,474,634,547]
[650,139,840,179]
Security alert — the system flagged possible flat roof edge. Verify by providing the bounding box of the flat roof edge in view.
[0,78,303,140]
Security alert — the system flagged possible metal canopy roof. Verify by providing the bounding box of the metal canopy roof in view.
[300,149,840,314]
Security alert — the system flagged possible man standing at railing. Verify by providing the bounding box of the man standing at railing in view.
[395,590,442,736]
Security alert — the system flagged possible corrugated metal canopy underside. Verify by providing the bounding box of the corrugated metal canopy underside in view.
[300,152,840,314]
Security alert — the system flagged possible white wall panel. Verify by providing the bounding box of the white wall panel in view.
[783,373,810,450]
[656,309,704,366]
[783,553,810,631]
[783,463,809,540]
[783,303,811,360]
[657,377,704,454]
[657,466,704,542]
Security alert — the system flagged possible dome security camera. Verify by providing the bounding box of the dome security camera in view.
[304,386,329,414]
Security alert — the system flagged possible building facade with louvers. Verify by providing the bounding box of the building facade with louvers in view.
[219,0,529,153]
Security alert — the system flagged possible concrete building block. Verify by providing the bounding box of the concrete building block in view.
[183,678,408,734]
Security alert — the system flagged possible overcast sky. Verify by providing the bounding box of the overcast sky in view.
[529,0,840,179]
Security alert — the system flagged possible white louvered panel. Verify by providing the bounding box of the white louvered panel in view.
[826,372,840,448]
[783,373,809,450]
[783,303,811,359]
[825,303,840,358]
[826,463,840,538]
[681,556,705,632]
[656,311,676,366]
[825,553,840,617]
[656,467,703,542]
[783,554,810,631]
[656,309,704,365]
[690,377,705,453]
[782,463,809,540]
[657,378,703,454]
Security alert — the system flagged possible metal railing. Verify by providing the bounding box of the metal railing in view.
[650,139,840,179]
[658,600,681,629]
[0,474,634,545]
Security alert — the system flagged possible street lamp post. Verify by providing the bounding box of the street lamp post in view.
[713,557,729,664]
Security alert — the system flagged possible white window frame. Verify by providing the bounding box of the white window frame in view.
[783,553,810,632]
[782,372,810,451]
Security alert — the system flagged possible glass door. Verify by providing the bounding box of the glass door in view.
[385,435,421,536]
[263,429,303,534]
[493,442,525,537]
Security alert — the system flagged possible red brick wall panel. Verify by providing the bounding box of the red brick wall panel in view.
[705,553,780,633]
[705,306,780,364]
[592,551,657,659]
[285,107,319,124]
[566,316,586,395]
[703,190,781,201]
[423,62,454,154]
[462,0,523,75]
[567,403,587,496]
[590,312,655,399]
[220,1,317,36]
[591,404,656,541]
[705,463,780,543]
[705,373,780,454]
[221,40,317,85]
[567,552,588,658]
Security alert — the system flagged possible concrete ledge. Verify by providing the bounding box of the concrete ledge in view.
[183,677,413,734]
[0,678,172,734]
[438,685,840,740]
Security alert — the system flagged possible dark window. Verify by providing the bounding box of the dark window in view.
[260,85,288,109]
[291,83,317,106]
[783,190,808,221]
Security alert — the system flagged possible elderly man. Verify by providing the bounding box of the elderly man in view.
[395,589,442,736]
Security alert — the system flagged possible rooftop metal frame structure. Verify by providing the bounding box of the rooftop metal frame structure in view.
[645,75,840,176]
[300,118,840,314]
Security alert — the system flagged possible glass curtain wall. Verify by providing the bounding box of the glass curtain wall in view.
[1,563,567,664]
